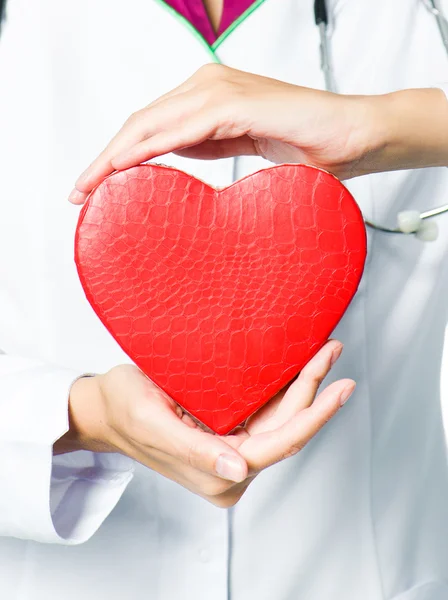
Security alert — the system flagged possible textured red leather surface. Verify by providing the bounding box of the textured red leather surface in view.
[75,163,366,434]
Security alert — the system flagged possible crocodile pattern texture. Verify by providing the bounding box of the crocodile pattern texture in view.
[75,164,367,434]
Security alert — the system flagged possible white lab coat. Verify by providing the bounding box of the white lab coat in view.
[0,0,448,598]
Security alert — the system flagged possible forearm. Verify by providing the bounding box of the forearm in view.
[359,87,448,177]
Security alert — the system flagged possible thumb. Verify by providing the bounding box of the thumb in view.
[152,413,249,484]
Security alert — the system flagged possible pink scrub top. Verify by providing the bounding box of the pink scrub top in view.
[163,0,255,45]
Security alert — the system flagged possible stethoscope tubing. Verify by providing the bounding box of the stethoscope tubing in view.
[314,0,448,237]
[423,0,448,49]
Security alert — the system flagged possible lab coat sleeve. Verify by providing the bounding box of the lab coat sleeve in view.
[0,356,134,545]
[437,84,448,100]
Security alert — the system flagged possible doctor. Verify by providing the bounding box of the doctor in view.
[1,1,448,599]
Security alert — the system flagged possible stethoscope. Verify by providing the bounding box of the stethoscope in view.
[314,0,448,241]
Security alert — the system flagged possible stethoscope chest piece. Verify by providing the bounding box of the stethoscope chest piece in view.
[364,207,447,241]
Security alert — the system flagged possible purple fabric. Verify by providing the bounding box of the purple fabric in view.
[164,0,255,45]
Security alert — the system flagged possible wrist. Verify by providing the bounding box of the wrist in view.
[53,375,113,455]
[339,94,389,178]
[303,91,390,180]
[358,88,448,176]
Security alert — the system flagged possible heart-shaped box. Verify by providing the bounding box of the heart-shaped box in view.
[75,163,366,434]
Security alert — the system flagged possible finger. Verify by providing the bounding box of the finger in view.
[174,136,258,160]
[245,340,343,434]
[116,440,236,502]
[153,451,254,508]
[144,80,194,110]
[150,458,247,507]
[174,405,201,429]
[268,340,343,426]
[243,385,288,431]
[239,378,356,472]
[217,426,250,451]
[119,373,249,484]
[181,412,200,429]
[137,403,249,483]
[71,90,200,198]
[68,85,195,205]
[68,188,90,205]
[111,115,219,170]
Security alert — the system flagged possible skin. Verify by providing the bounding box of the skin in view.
[203,0,224,31]
[69,65,448,205]
[56,342,355,508]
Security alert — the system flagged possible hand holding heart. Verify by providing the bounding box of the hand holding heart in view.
[64,60,448,503]
[70,64,448,205]
[69,63,379,204]
[62,64,368,504]
[55,341,354,507]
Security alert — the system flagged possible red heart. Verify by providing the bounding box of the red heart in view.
[75,164,366,434]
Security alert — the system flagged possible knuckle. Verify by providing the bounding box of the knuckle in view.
[281,441,306,461]
[186,442,208,471]
[124,110,143,126]
[300,362,326,387]
[196,63,228,80]
[311,399,338,427]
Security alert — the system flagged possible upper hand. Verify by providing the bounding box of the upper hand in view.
[68,64,382,204]
[69,65,448,205]
[55,340,355,508]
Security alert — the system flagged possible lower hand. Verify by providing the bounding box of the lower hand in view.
[54,340,355,507]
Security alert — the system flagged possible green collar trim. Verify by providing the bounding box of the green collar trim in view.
[153,0,220,63]
[154,0,268,57]
[212,0,268,51]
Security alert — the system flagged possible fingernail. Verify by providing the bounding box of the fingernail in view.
[215,453,246,483]
[330,344,343,367]
[340,383,356,406]
[68,188,87,205]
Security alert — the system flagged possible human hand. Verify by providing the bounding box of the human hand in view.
[54,340,355,507]
[68,64,375,204]
[69,65,448,205]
